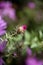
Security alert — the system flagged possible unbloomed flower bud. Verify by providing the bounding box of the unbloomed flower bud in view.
[18,25,27,33]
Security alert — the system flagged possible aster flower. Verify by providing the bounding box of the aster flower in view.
[0,1,12,9]
[26,57,43,65]
[0,16,7,36]
[3,8,16,20]
[0,1,16,20]
[25,48,43,65]
[27,2,36,9]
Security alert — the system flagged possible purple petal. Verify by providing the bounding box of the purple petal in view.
[0,16,7,36]
[0,1,12,9]
[25,54,43,65]
[0,22,7,29]
[0,57,5,65]
[26,57,43,65]
[0,41,7,52]
[0,30,6,36]
[26,57,37,65]
[26,48,32,56]
[38,60,43,65]
[0,10,3,16]
[4,1,12,8]
[8,9,16,20]
[0,16,7,28]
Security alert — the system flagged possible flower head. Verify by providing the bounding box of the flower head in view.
[3,8,16,20]
[25,48,43,65]
[18,25,27,33]
[0,1,16,20]
[27,2,36,9]
[0,1,12,9]
[0,16,7,36]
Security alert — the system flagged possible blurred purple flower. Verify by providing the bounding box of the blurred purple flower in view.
[26,57,43,65]
[26,47,32,56]
[0,40,7,52]
[0,16,7,36]
[0,1,12,9]
[25,48,43,65]
[27,2,36,9]
[0,57,5,65]
[0,1,16,20]
[3,8,16,20]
